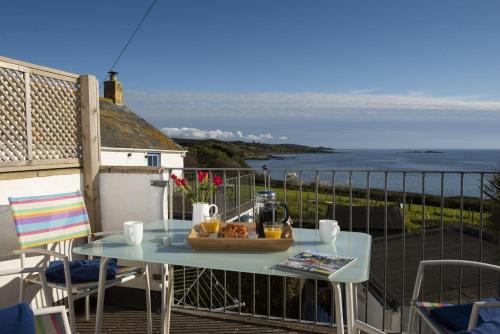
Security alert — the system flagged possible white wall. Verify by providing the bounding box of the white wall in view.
[0,173,83,307]
[101,149,184,169]
[101,151,146,166]
[99,172,168,231]
[99,171,169,290]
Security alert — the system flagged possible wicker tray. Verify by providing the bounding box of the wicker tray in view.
[187,222,293,252]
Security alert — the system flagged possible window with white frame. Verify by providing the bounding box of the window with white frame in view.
[146,152,161,167]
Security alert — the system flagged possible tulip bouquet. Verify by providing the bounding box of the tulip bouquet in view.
[171,171,224,204]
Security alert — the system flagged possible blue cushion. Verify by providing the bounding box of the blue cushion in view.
[477,297,500,322]
[457,319,500,334]
[0,303,35,334]
[430,302,474,331]
[431,297,500,332]
[45,258,119,283]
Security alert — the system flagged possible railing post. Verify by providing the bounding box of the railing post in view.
[80,75,101,232]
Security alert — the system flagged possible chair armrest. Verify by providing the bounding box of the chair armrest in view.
[0,265,54,305]
[468,301,500,330]
[410,260,500,307]
[13,248,68,260]
[14,248,75,292]
[419,260,500,272]
[475,301,500,309]
[87,231,121,242]
[0,267,45,277]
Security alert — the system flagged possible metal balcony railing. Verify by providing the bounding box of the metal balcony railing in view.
[156,167,500,333]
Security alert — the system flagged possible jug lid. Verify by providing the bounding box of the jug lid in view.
[256,190,276,200]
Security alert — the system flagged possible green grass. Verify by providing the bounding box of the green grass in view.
[256,185,488,231]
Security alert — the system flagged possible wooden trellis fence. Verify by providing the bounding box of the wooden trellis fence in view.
[0,57,82,169]
[0,56,101,230]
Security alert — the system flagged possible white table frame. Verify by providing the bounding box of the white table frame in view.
[83,222,382,334]
[95,265,383,334]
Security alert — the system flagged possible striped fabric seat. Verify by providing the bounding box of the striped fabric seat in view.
[9,191,91,249]
[415,301,455,334]
[34,312,68,334]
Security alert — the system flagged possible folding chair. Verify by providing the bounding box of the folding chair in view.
[0,267,71,333]
[408,260,500,333]
[9,191,152,334]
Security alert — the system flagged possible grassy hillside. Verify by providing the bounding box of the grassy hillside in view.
[173,138,333,168]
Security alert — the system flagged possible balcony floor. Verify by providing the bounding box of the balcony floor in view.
[75,305,331,333]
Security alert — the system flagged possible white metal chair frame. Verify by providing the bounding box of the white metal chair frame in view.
[14,232,152,334]
[0,267,72,333]
[32,306,72,333]
[408,260,500,334]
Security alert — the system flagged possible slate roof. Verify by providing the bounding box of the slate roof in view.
[99,99,184,151]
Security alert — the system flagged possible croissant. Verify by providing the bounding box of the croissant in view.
[219,224,248,238]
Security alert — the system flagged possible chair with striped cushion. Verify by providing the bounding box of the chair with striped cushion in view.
[0,267,71,333]
[9,191,152,334]
[10,191,92,250]
[33,306,72,334]
[408,260,500,334]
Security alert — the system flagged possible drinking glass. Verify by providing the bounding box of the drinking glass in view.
[202,214,221,233]
[263,222,282,239]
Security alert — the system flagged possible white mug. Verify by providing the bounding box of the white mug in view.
[124,221,143,246]
[319,219,340,244]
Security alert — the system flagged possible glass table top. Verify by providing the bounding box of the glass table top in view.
[73,220,372,283]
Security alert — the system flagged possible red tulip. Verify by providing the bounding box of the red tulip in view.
[181,179,188,186]
[170,173,177,180]
[198,171,208,182]
[213,175,223,186]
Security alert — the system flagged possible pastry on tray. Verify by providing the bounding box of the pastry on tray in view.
[219,223,248,239]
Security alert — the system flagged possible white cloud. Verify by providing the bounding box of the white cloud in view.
[161,127,287,142]
[160,127,234,140]
[127,90,500,122]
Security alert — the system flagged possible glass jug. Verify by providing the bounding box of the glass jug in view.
[255,190,290,238]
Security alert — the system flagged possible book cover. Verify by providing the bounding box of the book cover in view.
[277,249,356,279]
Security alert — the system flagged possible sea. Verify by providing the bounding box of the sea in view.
[246,149,500,197]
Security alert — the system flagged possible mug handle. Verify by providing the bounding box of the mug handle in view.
[332,224,340,236]
[209,204,218,217]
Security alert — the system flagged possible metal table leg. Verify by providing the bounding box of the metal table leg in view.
[145,264,152,334]
[345,283,355,334]
[346,283,385,334]
[95,256,111,334]
[332,282,344,334]
[161,264,174,334]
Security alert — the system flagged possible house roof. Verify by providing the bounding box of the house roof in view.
[99,99,184,151]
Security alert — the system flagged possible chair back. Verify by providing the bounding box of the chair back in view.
[9,191,91,249]
[33,306,72,334]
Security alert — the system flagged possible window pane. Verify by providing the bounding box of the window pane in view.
[147,153,160,167]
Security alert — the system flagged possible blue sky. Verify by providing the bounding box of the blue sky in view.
[2,0,500,148]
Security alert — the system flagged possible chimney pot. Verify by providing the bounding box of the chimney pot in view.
[108,71,119,82]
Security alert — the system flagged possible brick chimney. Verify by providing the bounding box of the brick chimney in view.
[103,71,124,105]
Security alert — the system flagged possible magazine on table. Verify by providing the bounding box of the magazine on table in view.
[277,249,356,279]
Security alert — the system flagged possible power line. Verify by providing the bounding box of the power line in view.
[100,0,159,88]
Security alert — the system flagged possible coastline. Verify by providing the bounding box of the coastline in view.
[246,149,500,197]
